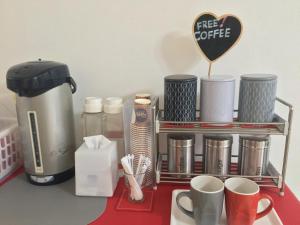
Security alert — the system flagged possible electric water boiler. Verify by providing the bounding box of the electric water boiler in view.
[6,60,77,185]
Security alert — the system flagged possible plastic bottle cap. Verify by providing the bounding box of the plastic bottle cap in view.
[84,97,103,113]
[105,97,123,105]
[135,93,151,99]
[104,97,123,114]
[134,99,151,105]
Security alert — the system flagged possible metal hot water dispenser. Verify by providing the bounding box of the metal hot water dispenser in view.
[6,60,77,185]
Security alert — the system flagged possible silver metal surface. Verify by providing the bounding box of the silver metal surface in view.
[156,97,289,136]
[203,135,232,175]
[158,180,279,188]
[238,135,270,177]
[157,109,285,135]
[153,97,292,195]
[276,97,293,108]
[16,83,75,176]
[242,137,269,149]
[152,96,159,189]
[206,139,232,148]
[280,103,293,195]
[169,137,194,147]
[268,163,283,189]
[156,153,280,188]
[167,135,194,175]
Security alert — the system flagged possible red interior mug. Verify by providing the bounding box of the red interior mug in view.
[224,177,274,225]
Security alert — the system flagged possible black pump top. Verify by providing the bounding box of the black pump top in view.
[6,60,73,97]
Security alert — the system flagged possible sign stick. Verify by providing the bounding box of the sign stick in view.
[208,62,212,78]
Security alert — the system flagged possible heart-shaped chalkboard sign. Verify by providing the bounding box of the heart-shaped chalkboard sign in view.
[193,12,242,62]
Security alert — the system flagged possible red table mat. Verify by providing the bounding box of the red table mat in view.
[89,178,300,225]
[2,169,299,225]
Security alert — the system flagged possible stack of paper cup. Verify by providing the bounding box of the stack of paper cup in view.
[129,98,153,186]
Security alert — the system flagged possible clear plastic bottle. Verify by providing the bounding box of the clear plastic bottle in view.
[81,97,104,137]
[103,97,124,162]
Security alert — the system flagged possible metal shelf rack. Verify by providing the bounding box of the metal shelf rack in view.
[151,97,293,196]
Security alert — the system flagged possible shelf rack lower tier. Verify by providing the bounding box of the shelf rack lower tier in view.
[156,154,282,189]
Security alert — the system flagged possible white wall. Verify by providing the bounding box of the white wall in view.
[0,0,299,198]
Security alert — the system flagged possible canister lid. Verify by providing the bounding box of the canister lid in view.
[240,135,269,141]
[164,75,197,82]
[240,135,270,149]
[201,75,235,82]
[168,134,195,147]
[204,135,233,148]
[6,60,72,97]
[134,98,151,105]
[241,74,277,81]
[135,93,151,99]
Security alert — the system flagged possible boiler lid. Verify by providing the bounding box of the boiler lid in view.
[6,60,72,97]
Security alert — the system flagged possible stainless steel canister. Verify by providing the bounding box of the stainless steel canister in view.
[238,135,270,177]
[203,135,233,175]
[168,134,195,175]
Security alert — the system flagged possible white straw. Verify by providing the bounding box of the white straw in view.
[136,155,144,185]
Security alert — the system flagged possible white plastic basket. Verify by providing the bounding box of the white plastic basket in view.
[0,118,23,182]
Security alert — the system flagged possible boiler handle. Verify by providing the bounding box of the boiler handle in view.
[66,77,77,94]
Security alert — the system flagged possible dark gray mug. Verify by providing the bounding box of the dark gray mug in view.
[176,175,224,225]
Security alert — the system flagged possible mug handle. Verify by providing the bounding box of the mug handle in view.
[176,191,194,218]
[256,194,274,220]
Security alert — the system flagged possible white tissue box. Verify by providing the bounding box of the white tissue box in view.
[75,136,119,197]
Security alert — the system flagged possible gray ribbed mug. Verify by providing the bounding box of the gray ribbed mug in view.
[176,176,224,225]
